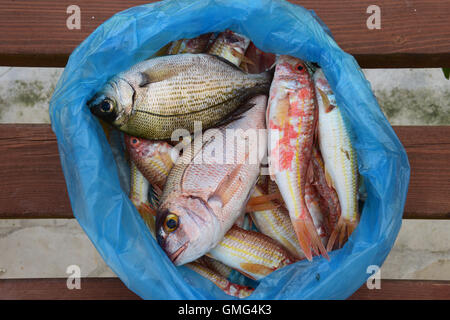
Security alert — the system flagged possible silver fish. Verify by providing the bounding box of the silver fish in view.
[88,53,271,140]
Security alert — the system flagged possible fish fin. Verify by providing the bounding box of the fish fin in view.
[324,166,335,189]
[240,263,274,278]
[232,49,255,66]
[235,269,257,281]
[326,216,358,251]
[136,202,156,236]
[292,217,329,261]
[246,201,280,213]
[139,63,191,87]
[239,61,249,72]
[207,53,245,72]
[213,101,257,128]
[318,89,336,113]
[247,192,282,206]
[208,164,245,208]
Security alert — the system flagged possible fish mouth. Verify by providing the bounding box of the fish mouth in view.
[168,241,189,264]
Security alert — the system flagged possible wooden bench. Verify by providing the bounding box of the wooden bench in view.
[0,0,449,299]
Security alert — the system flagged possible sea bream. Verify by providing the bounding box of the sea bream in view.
[156,95,268,266]
[88,53,271,140]
[266,55,328,261]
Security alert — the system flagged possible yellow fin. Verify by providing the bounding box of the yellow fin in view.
[246,201,280,213]
[247,192,282,206]
[324,166,335,189]
[319,89,336,113]
[240,263,274,277]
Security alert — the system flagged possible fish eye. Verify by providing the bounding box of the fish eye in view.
[164,214,179,233]
[295,63,304,71]
[100,100,114,113]
[131,137,139,146]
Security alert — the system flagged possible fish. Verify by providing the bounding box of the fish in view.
[88,53,272,140]
[266,55,328,261]
[185,261,254,298]
[207,30,251,68]
[240,42,276,74]
[196,255,233,279]
[310,146,341,239]
[305,174,331,248]
[313,68,359,251]
[155,95,268,266]
[125,135,179,194]
[129,162,157,236]
[249,182,305,259]
[207,225,298,280]
[167,33,216,55]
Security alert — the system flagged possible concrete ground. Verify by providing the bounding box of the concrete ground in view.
[0,66,449,281]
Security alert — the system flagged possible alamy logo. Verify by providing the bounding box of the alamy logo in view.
[366,5,381,30]
[366,265,381,289]
[66,5,81,30]
[66,265,81,290]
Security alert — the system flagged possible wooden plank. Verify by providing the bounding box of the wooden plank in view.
[349,279,450,300]
[0,0,449,68]
[0,124,449,219]
[0,278,139,300]
[398,126,450,220]
[0,124,72,219]
[0,278,449,300]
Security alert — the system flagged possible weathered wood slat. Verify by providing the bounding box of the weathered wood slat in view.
[348,279,450,300]
[396,126,450,220]
[0,124,72,219]
[0,124,449,219]
[0,0,449,68]
[0,278,139,300]
[0,278,448,300]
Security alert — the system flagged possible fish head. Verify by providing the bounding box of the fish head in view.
[274,55,310,86]
[124,135,179,164]
[124,135,149,159]
[156,195,220,266]
[87,77,135,127]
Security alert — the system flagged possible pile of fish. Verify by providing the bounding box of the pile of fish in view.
[88,30,361,298]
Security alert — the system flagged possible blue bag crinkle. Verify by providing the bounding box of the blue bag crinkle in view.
[49,0,410,299]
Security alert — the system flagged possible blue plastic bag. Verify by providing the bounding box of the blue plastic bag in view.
[49,0,410,299]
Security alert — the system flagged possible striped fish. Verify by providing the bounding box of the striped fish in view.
[208,225,298,280]
[267,55,328,261]
[186,261,254,298]
[313,68,359,251]
[250,182,305,259]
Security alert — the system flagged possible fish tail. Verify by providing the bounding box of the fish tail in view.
[326,215,359,251]
[292,216,329,261]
